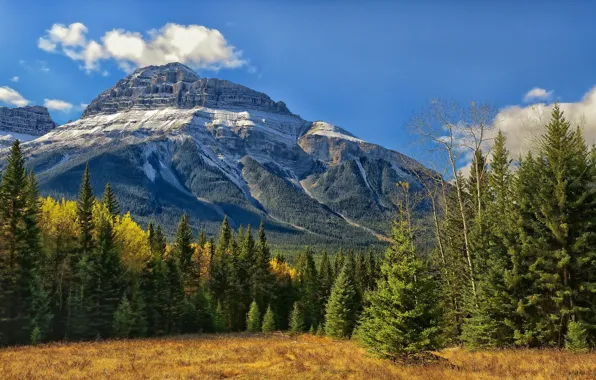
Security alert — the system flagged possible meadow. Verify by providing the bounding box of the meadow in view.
[0,334,594,379]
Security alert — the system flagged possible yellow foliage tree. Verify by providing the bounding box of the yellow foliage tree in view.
[114,212,151,271]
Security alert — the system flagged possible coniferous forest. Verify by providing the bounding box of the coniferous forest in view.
[1,104,596,362]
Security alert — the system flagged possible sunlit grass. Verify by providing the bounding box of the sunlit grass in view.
[1,334,595,379]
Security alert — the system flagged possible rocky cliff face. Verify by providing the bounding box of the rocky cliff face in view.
[83,62,290,117]
[6,63,432,249]
[0,106,56,136]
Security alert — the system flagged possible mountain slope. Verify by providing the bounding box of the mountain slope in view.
[2,63,431,249]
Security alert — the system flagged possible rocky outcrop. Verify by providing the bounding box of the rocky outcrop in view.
[3,62,435,249]
[0,106,56,136]
[83,62,290,117]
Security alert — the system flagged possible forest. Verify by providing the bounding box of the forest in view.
[0,104,595,362]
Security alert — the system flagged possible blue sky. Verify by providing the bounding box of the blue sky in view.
[1,0,596,165]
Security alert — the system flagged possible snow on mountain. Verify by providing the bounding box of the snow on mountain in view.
[1,62,433,248]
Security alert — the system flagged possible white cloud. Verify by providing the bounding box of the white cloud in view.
[44,98,73,112]
[10,76,19,82]
[0,87,29,106]
[523,87,553,103]
[466,87,596,169]
[38,22,246,73]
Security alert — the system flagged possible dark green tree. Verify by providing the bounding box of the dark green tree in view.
[324,256,359,339]
[356,219,444,361]
[102,182,120,219]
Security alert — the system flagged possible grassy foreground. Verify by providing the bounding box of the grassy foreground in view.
[1,334,595,379]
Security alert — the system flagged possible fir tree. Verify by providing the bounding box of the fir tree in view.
[295,248,321,329]
[174,214,194,275]
[246,300,261,332]
[356,219,444,361]
[76,164,95,256]
[289,302,305,333]
[87,207,124,338]
[462,131,516,348]
[113,296,135,338]
[102,182,120,219]
[252,221,273,311]
[262,304,276,333]
[324,256,359,339]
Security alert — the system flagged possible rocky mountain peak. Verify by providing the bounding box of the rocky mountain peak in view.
[82,62,291,118]
[0,106,56,136]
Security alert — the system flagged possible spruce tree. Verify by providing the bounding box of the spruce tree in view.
[246,300,261,332]
[356,219,444,361]
[77,164,95,256]
[102,182,120,219]
[318,251,334,322]
[252,221,273,310]
[262,304,276,333]
[0,141,42,344]
[113,296,135,338]
[324,256,359,339]
[289,302,305,333]
[462,131,516,348]
[87,207,124,338]
[174,214,194,275]
[295,248,321,329]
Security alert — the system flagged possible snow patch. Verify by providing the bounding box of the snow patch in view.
[306,121,365,143]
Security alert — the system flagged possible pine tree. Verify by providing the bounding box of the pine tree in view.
[262,304,276,333]
[462,131,516,348]
[77,164,95,256]
[174,214,194,275]
[511,105,596,347]
[164,254,185,334]
[318,251,334,322]
[113,296,135,338]
[0,141,44,344]
[87,206,124,338]
[289,302,305,333]
[356,219,444,361]
[333,249,345,276]
[102,182,120,219]
[324,256,359,339]
[295,248,321,329]
[252,221,273,311]
[213,301,226,332]
[246,300,261,332]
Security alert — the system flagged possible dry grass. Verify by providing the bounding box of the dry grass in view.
[0,334,595,379]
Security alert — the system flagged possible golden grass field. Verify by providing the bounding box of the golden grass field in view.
[0,334,595,379]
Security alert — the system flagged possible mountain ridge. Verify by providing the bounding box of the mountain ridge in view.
[0,63,431,250]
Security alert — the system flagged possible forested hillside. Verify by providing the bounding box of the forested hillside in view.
[1,104,595,361]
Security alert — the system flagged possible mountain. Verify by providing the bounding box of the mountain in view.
[1,63,432,250]
[0,105,56,148]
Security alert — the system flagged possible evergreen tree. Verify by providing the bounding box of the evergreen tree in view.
[262,304,276,333]
[113,296,135,338]
[174,214,194,275]
[0,141,45,344]
[289,302,305,333]
[246,300,261,332]
[164,254,185,334]
[295,248,321,329]
[213,301,226,332]
[356,219,444,361]
[76,164,95,256]
[462,131,516,348]
[318,251,334,322]
[87,207,124,338]
[252,221,273,311]
[102,182,120,219]
[324,256,359,339]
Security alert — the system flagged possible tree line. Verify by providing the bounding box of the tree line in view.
[366,104,596,358]
[0,142,380,346]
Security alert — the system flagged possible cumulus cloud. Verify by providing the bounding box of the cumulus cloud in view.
[38,22,246,73]
[10,76,19,82]
[0,87,29,106]
[523,87,553,103]
[43,98,73,112]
